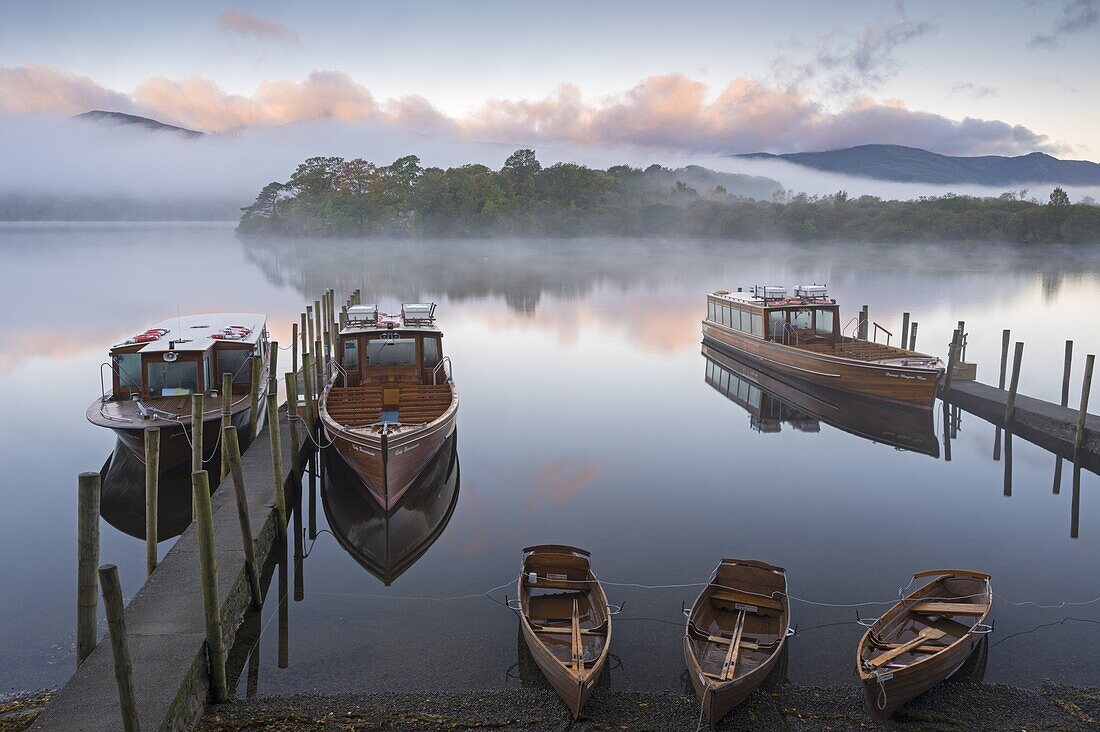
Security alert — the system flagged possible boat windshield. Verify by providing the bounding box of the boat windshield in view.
[147,360,199,396]
[117,353,142,389]
[367,338,416,367]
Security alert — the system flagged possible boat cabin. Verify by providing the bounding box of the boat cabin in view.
[335,303,448,387]
[105,313,268,401]
[706,285,839,346]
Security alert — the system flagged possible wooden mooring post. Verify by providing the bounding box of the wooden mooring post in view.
[266,392,287,536]
[909,322,918,351]
[291,322,299,377]
[191,470,228,703]
[144,427,160,576]
[943,328,961,394]
[314,338,324,392]
[1055,341,1073,494]
[77,471,101,666]
[306,305,315,360]
[99,564,140,732]
[302,352,317,436]
[268,341,279,395]
[1004,342,1024,426]
[220,373,232,480]
[993,329,1011,461]
[1074,354,1094,460]
[285,372,302,477]
[223,427,263,610]
[191,394,203,474]
[248,355,262,442]
[900,312,910,350]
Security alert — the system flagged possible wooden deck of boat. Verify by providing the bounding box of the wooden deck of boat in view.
[325,384,453,426]
[92,393,250,422]
[794,340,919,362]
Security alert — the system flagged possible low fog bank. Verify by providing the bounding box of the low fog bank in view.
[1,115,1098,221]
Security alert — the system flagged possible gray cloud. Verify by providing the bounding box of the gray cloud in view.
[948,82,998,99]
[1030,0,1099,48]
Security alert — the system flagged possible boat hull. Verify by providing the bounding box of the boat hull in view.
[325,404,457,511]
[108,407,256,471]
[859,635,980,722]
[702,321,942,409]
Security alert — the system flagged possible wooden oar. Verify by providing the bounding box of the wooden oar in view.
[720,611,746,680]
[571,599,583,675]
[868,627,946,668]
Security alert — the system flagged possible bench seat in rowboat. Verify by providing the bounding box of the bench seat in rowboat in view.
[909,601,986,616]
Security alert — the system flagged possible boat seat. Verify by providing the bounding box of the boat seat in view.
[711,589,783,617]
[910,601,984,616]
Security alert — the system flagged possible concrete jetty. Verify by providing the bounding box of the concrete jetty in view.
[943,380,1100,473]
[34,408,311,732]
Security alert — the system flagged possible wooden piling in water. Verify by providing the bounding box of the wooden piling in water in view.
[285,372,302,477]
[144,427,160,576]
[858,305,868,339]
[998,329,1011,389]
[266,393,287,536]
[956,320,966,361]
[300,312,308,368]
[943,328,961,394]
[1004,342,1024,426]
[909,322,918,351]
[219,373,232,480]
[314,338,324,391]
[900,312,910,350]
[77,471,100,666]
[268,341,279,395]
[98,564,140,732]
[291,322,299,377]
[1074,354,1094,458]
[191,470,228,703]
[223,427,262,611]
[302,352,316,436]
[1055,341,1073,493]
[306,305,315,360]
[191,394,203,474]
[248,355,262,442]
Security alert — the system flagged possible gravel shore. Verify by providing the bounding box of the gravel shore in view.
[194,683,1100,731]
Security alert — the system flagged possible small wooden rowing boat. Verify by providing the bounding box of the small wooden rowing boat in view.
[702,285,944,409]
[320,303,458,510]
[857,569,992,722]
[515,545,611,718]
[684,559,791,728]
[87,313,270,470]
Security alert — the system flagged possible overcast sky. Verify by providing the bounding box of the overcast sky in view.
[1,0,1097,158]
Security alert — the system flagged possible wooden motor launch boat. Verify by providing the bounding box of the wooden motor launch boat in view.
[684,559,792,728]
[857,569,992,722]
[702,285,944,409]
[322,432,459,586]
[87,314,270,470]
[320,303,458,511]
[514,545,613,718]
[702,343,940,457]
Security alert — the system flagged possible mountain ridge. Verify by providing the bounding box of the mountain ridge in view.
[738,144,1100,186]
[73,110,204,138]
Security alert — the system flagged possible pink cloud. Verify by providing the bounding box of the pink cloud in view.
[217,9,299,44]
[0,65,134,116]
[0,66,1065,156]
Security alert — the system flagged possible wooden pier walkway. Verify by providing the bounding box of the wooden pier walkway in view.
[33,408,311,732]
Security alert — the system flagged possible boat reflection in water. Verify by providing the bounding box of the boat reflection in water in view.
[98,440,200,540]
[703,343,939,457]
[322,432,459,585]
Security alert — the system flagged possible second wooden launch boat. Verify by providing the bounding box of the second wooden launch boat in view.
[87,313,270,470]
[702,285,944,409]
[857,569,992,721]
[320,303,458,511]
[684,559,791,728]
[515,545,612,718]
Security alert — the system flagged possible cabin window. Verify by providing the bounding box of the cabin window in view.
[708,301,716,321]
[367,337,417,367]
[117,353,142,389]
[815,309,835,336]
[751,313,763,336]
[203,357,211,392]
[217,348,252,384]
[147,360,199,396]
[737,378,750,402]
[768,311,786,339]
[423,337,442,369]
[342,339,360,370]
[715,304,724,327]
[790,309,812,330]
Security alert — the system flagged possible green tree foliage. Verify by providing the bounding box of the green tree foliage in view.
[237,150,1100,244]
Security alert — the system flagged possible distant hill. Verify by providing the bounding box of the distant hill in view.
[73,110,204,138]
[738,144,1100,186]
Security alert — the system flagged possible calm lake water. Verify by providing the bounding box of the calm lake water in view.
[2,222,1099,698]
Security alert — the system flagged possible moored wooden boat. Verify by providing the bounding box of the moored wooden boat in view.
[87,314,270,470]
[857,569,992,722]
[702,285,944,409]
[320,303,458,511]
[684,559,791,728]
[515,545,611,718]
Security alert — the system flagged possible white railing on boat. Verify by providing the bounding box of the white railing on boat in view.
[432,356,453,385]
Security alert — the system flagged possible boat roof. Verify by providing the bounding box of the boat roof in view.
[340,322,442,336]
[112,313,266,353]
[340,303,441,336]
[710,287,836,308]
